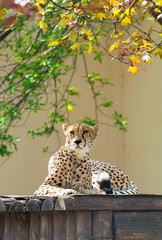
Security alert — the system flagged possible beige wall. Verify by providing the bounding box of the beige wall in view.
[122,60,162,194]
[0,51,162,195]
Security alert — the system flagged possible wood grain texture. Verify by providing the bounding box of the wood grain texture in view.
[0,213,5,240]
[0,195,162,212]
[29,212,40,240]
[66,211,77,240]
[41,197,55,211]
[93,211,113,240]
[0,200,6,211]
[4,213,11,240]
[40,212,53,240]
[54,211,66,240]
[0,195,162,240]
[76,211,92,240]
[10,201,24,211]
[26,199,41,211]
[114,211,162,240]
[55,195,162,211]
[10,212,29,240]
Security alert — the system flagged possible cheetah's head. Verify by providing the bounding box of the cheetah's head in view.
[62,123,99,155]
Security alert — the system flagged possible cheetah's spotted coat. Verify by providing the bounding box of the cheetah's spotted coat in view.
[34,123,138,196]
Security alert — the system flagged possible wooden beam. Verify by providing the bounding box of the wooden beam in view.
[114,212,162,239]
[55,195,162,211]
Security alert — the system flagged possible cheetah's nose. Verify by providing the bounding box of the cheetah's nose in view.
[75,139,82,145]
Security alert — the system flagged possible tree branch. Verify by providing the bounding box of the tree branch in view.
[149,5,162,25]
[0,29,12,42]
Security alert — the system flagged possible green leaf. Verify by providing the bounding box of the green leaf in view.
[43,146,49,153]
[81,117,97,126]
[93,91,104,98]
[112,111,128,131]
[67,86,80,96]
[100,101,115,108]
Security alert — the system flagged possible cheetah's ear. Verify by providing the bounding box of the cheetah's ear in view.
[62,124,69,135]
[94,124,99,135]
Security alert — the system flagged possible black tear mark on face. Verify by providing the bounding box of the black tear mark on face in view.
[82,129,88,147]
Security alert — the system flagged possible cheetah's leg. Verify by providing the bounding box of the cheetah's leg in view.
[72,183,106,195]
[34,184,77,197]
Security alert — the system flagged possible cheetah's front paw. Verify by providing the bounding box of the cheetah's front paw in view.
[62,188,77,196]
[84,188,106,195]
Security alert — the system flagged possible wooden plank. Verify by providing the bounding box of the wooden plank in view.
[114,211,162,240]
[29,212,40,240]
[0,200,6,212]
[76,211,92,240]
[0,213,5,240]
[55,197,67,210]
[54,211,66,240]
[66,211,77,240]
[10,212,19,240]
[40,212,53,240]
[55,195,162,211]
[0,195,33,199]
[0,195,162,212]
[10,201,24,211]
[10,212,29,240]
[93,211,113,240]
[4,213,11,240]
[26,199,41,211]
[17,213,29,240]
[41,198,55,211]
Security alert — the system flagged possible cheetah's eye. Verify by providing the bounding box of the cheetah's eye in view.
[70,131,74,135]
[83,130,89,135]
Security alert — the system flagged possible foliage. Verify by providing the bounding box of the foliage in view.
[0,0,161,157]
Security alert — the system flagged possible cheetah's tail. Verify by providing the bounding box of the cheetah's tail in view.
[97,172,113,194]
[113,181,139,195]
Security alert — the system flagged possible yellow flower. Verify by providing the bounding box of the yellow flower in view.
[109,40,120,52]
[154,7,161,13]
[113,9,121,16]
[129,56,141,63]
[39,20,48,31]
[128,65,139,74]
[70,42,81,50]
[114,31,124,38]
[157,0,162,6]
[140,40,154,49]
[67,105,73,111]
[152,47,162,57]
[69,32,77,41]
[86,43,93,55]
[36,2,45,14]
[59,13,69,26]
[96,12,107,21]
[48,40,60,47]
[61,36,67,40]
[125,7,136,16]
[80,28,93,41]
[121,16,132,26]
[37,0,47,4]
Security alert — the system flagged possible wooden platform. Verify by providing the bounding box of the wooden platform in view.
[0,194,162,240]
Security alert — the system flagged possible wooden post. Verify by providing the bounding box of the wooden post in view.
[66,211,77,240]
[93,211,113,240]
[29,212,40,240]
[76,211,92,240]
[54,211,66,240]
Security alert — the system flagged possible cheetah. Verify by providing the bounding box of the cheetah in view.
[34,123,139,196]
